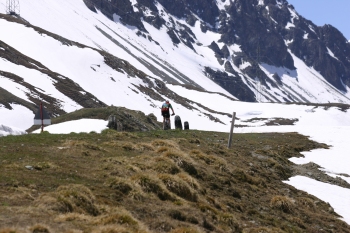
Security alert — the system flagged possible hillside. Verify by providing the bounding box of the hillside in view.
[1,0,350,231]
[1,128,350,232]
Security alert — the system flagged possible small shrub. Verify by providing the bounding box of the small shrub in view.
[270,195,294,213]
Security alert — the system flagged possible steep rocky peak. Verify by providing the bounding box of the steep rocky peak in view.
[80,0,350,101]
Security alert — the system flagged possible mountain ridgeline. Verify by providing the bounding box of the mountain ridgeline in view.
[85,0,350,99]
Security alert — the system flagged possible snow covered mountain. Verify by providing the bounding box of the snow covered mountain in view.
[1,0,350,131]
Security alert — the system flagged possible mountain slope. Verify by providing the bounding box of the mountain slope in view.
[1,0,350,131]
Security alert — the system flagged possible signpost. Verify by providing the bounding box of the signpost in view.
[34,102,51,132]
[227,112,236,148]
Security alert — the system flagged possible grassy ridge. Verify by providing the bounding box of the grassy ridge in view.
[0,129,349,233]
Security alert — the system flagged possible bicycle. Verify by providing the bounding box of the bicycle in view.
[163,113,175,130]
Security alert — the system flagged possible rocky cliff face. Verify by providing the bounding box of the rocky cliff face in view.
[84,0,350,101]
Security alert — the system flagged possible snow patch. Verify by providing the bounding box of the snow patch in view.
[285,22,295,29]
[327,47,339,61]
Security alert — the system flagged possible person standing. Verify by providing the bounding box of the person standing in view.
[161,100,175,129]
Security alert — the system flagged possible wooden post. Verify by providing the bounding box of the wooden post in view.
[40,102,44,133]
[227,112,236,148]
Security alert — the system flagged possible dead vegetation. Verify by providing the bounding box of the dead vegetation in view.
[0,129,349,232]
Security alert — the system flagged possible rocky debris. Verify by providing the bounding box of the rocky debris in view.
[25,165,34,170]
[204,67,256,102]
[292,162,350,189]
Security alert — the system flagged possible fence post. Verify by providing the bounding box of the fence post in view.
[227,112,236,148]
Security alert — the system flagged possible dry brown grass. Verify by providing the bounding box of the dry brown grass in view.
[232,169,261,185]
[28,224,51,233]
[156,146,171,153]
[152,139,178,149]
[270,195,295,213]
[61,230,83,233]
[0,228,26,233]
[152,157,181,174]
[297,197,316,210]
[169,227,202,233]
[177,173,200,190]
[90,225,148,233]
[54,213,93,223]
[1,130,349,232]
[96,214,137,226]
[106,177,134,196]
[159,174,198,202]
[162,150,199,177]
[131,173,176,201]
[34,184,100,216]
[242,227,285,233]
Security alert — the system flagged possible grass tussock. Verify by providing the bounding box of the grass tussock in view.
[270,195,295,213]
[297,197,316,210]
[90,225,148,233]
[94,210,139,227]
[162,151,198,177]
[33,162,57,171]
[177,172,200,190]
[132,174,176,201]
[232,169,261,185]
[63,140,100,150]
[107,177,137,195]
[35,184,100,216]
[242,227,285,233]
[156,146,171,153]
[29,224,51,233]
[55,213,93,223]
[151,139,178,149]
[189,150,230,173]
[169,227,201,233]
[153,157,181,174]
[0,228,26,233]
[159,174,198,202]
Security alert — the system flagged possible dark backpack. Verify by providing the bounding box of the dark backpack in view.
[184,121,189,130]
[174,115,182,130]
